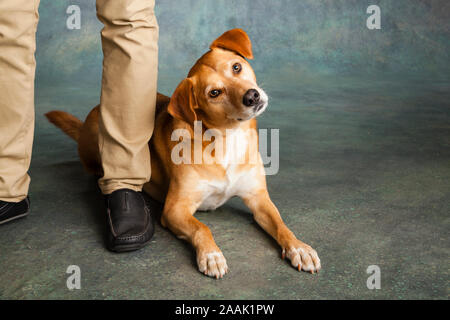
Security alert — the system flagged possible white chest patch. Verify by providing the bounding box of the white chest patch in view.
[197,129,258,211]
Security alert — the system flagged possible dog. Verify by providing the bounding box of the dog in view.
[46,29,321,278]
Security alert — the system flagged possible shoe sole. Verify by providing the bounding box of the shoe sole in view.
[108,236,153,253]
[0,212,29,225]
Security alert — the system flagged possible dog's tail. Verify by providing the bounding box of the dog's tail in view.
[45,111,83,142]
[45,93,169,142]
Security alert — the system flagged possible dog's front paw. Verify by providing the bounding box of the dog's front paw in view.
[282,241,321,274]
[197,251,228,279]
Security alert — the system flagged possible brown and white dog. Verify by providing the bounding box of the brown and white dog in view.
[46,29,321,278]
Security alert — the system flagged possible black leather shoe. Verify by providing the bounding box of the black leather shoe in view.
[0,197,30,225]
[105,189,154,252]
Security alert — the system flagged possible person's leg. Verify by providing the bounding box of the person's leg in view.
[96,0,158,251]
[96,0,158,195]
[0,0,39,223]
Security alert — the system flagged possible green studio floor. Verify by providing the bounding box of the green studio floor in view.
[0,72,449,299]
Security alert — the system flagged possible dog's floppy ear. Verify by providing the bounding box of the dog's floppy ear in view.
[210,28,254,60]
[168,78,198,125]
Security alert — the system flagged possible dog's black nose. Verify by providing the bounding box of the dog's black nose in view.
[243,89,260,107]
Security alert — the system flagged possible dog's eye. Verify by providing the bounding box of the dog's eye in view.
[232,63,242,73]
[209,89,222,98]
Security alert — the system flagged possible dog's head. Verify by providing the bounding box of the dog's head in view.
[168,29,269,128]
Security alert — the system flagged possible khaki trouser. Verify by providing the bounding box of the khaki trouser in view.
[0,0,158,201]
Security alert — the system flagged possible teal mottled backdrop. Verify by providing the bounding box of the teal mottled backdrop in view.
[1,0,448,300]
[36,0,450,93]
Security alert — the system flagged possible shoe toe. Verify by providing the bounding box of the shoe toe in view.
[105,189,155,252]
